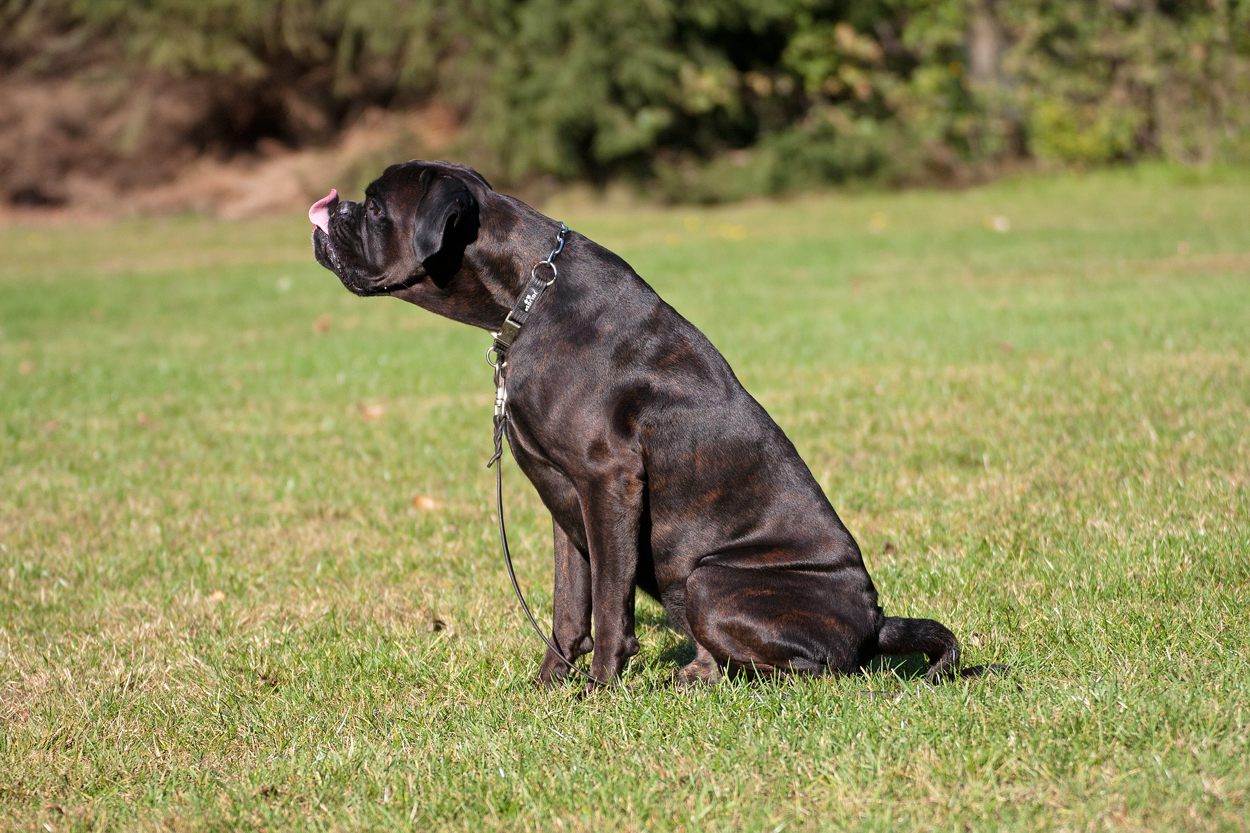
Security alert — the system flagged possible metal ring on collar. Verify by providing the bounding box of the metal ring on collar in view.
[531,260,558,286]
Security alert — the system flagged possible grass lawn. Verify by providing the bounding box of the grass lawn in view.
[2,165,1248,831]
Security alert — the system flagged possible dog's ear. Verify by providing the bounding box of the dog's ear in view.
[411,173,480,273]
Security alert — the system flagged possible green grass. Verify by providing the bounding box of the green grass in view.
[2,164,1248,831]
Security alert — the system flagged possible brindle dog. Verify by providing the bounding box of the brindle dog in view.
[311,159,964,689]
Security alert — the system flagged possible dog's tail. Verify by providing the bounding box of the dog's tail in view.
[877,616,960,684]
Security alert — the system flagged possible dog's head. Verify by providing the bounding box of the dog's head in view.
[310,160,487,297]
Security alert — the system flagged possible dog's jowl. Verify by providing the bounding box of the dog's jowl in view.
[311,160,963,688]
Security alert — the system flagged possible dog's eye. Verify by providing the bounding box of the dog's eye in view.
[368,200,384,218]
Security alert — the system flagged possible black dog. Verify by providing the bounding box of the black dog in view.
[311,160,962,688]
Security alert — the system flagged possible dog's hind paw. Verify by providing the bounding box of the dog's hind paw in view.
[675,653,721,687]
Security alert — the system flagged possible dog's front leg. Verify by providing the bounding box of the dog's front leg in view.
[536,519,594,688]
[580,466,644,689]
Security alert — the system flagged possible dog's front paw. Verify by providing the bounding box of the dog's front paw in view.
[535,657,572,689]
[536,638,594,689]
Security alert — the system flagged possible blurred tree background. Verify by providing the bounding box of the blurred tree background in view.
[1,0,1248,207]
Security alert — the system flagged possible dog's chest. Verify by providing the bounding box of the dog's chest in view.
[503,415,589,549]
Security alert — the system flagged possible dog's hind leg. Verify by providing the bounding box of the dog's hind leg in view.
[536,520,595,688]
[684,564,875,679]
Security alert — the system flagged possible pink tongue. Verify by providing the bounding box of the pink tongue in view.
[309,189,338,234]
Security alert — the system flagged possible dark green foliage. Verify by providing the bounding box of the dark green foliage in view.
[2,0,1248,194]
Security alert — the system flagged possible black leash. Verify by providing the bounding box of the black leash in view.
[486,224,609,688]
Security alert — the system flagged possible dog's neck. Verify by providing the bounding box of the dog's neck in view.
[392,197,567,333]
[478,198,569,314]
